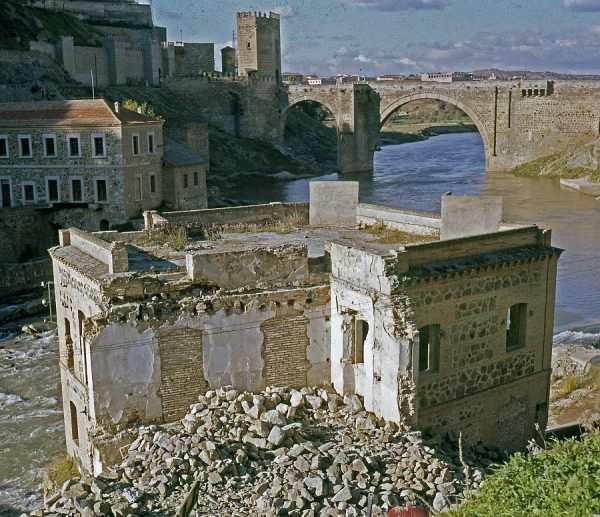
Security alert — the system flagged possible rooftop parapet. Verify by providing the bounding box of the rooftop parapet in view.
[59,228,128,274]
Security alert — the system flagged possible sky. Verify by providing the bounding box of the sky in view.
[148,0,600,76]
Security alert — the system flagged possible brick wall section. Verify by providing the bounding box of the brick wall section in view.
[262,315,310,388]
[158,327,208,420]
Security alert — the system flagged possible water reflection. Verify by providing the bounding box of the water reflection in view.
[223,132,600,332]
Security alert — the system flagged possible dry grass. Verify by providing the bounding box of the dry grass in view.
[219,211,308,235]
[143,223,188,251]
[362,219,438,245]
[46,455,79,489]
[550,368,600,402]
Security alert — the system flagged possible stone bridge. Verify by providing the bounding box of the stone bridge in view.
[286,80,600,173]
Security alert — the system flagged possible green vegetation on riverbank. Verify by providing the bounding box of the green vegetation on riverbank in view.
[450,428,600,517]
[512,137,600,181]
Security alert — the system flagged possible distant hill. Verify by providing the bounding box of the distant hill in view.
[473,68,600,81]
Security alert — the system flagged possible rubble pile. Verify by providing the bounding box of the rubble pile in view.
[46,386,499,516]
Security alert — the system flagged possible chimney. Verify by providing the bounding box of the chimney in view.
[114,102,119,113]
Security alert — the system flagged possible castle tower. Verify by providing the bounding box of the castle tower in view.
[221,46,236,75]
[236,11,281,81]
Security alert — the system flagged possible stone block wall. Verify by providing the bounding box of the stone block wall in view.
[0,259,53,297]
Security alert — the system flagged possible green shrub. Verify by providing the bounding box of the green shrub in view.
[46,455,79,489]
[449,428,600,517]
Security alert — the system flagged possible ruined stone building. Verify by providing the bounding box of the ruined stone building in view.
[49,182,561,475]
[0,99,208,228]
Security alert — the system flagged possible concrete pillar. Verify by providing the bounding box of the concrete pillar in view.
[337,84,380,174]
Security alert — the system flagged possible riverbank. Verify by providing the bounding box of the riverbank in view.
[378,121,477,147]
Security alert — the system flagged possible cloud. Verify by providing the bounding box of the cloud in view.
[343,0,444,11]
[283,24,600,76]
[564,0,600,11]
[272,6,297,17]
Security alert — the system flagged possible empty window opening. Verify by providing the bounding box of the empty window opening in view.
[95,179,108,203]
[194,171,199,186]
[78,310,87,383]
[418,324,440,373]
[93,136,105,157]
[99,219,109,231]
[44,136,56,157]
[64,318,74,371]
[183,173,189,189]
[19,136,32,157]
[70,178,83,202]
[352,318,368,364]
[68,136,80,157]
[506,303,527,351]
[0,137,7,157]
[69,401,79,443]
[149,174,156,195]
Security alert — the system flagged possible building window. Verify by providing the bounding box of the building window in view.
[69,401,79,443]
[43,134,56,157]
[418,324,440,373]
[0,177,11,207]
[352,318,368,364]
[183,173,188,188]
[68,134,81,157]
[134,175,142,201]
[95,178,108,203]
[70,178,83,202]
[193,171,199,186]
[149,174,156,195]
[147,132,155,154]
[46,177,59,202]
[132,134,140,156]
[19,135,32,158]
[0,136,8,158]
[506,303,527,351]
[92,134,106,157]
[22,181,36,204]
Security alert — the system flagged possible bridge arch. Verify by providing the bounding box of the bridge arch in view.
[282,92,339,132]
[380,92,492,168]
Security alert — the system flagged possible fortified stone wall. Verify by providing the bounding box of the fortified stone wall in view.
[164,76,283,142]
[29,0,154,28]
[173,44,215,76]
[0,259,53,298]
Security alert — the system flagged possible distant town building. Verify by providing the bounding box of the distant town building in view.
[375,74,406,82]
[305,76,337,86]
[420,72,474,83]
[282,72,304,84]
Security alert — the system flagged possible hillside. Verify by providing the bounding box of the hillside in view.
[512,137,600,181]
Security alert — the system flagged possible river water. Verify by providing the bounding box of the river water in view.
[226,132,600,334]
[1,132,599,514]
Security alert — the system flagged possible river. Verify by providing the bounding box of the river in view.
[1,132,599,514]
[225,132,600,334]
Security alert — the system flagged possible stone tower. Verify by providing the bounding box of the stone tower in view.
[221,46,236,75]
[236,11,281,81]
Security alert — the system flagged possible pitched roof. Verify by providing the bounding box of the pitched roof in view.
[163,138,206,167]
[0,99,161,128]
